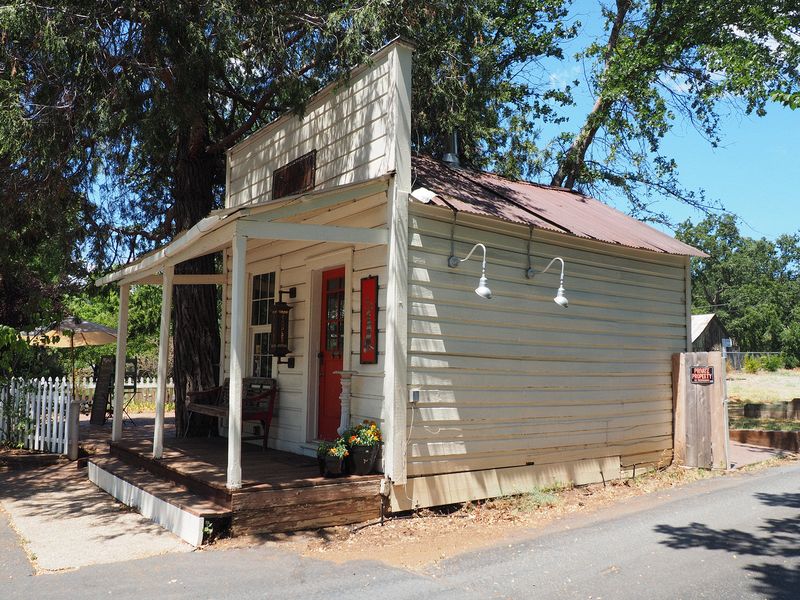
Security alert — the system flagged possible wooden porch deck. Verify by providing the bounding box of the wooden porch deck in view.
[90,429,383,540]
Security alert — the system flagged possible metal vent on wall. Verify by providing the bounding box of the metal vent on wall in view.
[272,150,316,200]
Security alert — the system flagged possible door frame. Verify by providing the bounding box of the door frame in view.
[304,247,353,442]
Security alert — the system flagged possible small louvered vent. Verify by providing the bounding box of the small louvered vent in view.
[272,150,316,200]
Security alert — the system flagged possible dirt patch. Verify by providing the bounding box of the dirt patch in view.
[219,458,800,570]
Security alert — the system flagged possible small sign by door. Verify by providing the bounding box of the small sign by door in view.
[690,365,714,384]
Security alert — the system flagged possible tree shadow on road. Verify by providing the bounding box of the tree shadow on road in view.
[654,491,800,599]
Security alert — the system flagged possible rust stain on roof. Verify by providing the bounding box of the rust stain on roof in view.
[411,155,707,258]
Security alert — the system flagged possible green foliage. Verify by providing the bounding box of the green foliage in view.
[677,214,800,362]
[744,355,761,374]
[729,417,800,432]
[548,1,800,222]
[762,354,784,372]
[65,284,161,373]
[0,327,37,447]
[783,355,799,370]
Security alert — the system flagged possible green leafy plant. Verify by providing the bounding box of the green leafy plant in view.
[0,383,35,449]
[761,354,784,372]
[316,440,335,458]
[783,354,799,370]
[326,438,349,459]
[744,354,761,374]
[345,420,382,448]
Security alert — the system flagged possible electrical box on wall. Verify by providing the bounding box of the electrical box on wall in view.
[409,389,420,404]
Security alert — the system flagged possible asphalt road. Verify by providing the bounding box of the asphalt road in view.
[2,462,798,599]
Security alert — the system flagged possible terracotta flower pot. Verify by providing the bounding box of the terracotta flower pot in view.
[348,445,378,475]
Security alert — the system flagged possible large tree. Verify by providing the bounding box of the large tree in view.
[546,0,800,222]
[676,214,800,361]
[1,1,573,434]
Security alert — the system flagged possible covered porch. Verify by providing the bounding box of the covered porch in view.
[88,177,400,543]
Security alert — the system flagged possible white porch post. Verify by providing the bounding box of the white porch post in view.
[153,265,174,459]
[112,284,130,442]
[227,233,247,490]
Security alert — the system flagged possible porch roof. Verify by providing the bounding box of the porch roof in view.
[95,176,391,287]
[409,155,707,258]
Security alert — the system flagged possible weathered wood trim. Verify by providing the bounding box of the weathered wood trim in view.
[381,43,413,486]
[390,457,621,512]
[235,219,387,245]
[153,266,173,459]
[112,284,130,442]
[135,274,227,285]
[685,257,693,352]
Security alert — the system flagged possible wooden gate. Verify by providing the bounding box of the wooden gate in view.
[672,352,728,469]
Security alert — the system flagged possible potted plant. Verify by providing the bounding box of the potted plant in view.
[316,441,334,476]
[323,438,349,477]
[345,421,382,475]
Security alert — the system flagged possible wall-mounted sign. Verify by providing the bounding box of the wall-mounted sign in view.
[360,275,378,364]
[690,365,714,385]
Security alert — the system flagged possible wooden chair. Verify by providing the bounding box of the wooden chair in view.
[186,377,277,448]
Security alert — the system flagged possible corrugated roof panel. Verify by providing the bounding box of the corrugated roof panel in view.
[411,155,706,258]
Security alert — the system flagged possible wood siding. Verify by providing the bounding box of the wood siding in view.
[226,51,393,208]
[220,192,389,455]
[401,204,689,506]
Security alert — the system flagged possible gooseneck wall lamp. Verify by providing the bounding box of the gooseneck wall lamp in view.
[449,243,492,299]
[528,256,569,308]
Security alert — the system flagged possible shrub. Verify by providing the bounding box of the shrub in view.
[743,354,761,374]
[761,354,784,372]
[784,354,799,370]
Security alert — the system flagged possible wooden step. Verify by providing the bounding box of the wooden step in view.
[88,456,231,546]
[230,477,384,536]
[109,441,231,507]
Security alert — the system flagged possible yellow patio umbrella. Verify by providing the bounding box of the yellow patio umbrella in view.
[28,316,117,400]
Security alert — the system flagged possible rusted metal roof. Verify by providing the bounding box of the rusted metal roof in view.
[411,155,707,257]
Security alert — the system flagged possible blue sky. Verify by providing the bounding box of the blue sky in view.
[531,1,799,242]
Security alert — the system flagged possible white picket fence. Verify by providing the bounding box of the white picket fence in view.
[0,378,72,454]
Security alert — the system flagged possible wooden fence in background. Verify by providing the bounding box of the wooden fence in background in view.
[73,376,176,413]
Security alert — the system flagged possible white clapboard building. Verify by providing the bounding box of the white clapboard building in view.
[92,39,704,541]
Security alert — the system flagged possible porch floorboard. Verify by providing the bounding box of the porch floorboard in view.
[108,434,384,537]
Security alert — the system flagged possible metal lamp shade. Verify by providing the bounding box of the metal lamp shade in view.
[554,285,569,308]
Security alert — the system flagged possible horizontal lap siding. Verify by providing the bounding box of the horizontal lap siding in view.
[406,206,687,479]
[221,192,388,453]
[227,57,391,208]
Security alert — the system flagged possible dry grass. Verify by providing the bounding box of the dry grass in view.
[727,369,800,404]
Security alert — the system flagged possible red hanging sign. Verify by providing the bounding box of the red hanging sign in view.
[360,276,378,364]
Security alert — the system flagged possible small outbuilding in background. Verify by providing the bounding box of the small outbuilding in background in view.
[691,313,735,353]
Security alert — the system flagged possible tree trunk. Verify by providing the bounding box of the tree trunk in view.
[171,121,223,437]
[551,0,631,189]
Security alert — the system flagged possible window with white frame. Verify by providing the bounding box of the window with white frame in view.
[250,272,275,378]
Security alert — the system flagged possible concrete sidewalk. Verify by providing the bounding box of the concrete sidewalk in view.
[0,461,191,573]
[728,440,791,469]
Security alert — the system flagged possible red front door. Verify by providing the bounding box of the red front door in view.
[318,267,345,440]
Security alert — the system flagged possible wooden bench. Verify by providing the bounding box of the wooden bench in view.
[186,377,277,448]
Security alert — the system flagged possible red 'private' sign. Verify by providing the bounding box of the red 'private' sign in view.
[690,366,714,384]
